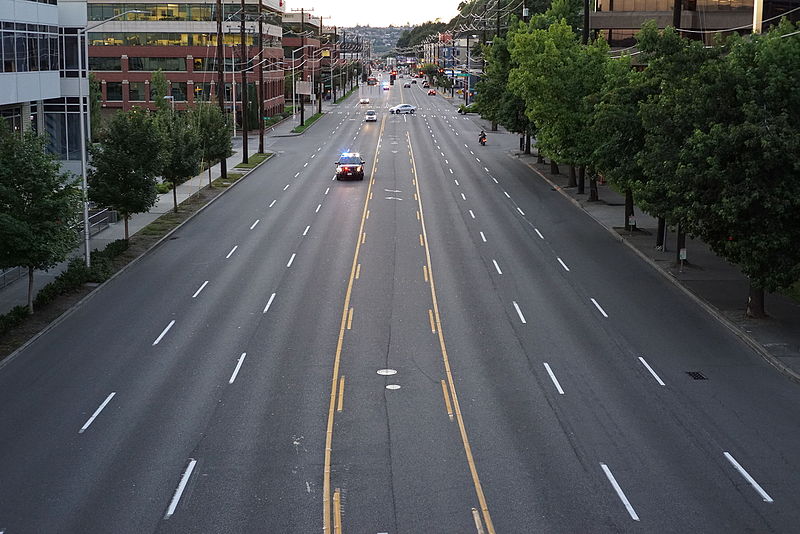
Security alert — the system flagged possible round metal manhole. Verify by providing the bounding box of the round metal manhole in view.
[376,369,397,376]
[385,384,401,390]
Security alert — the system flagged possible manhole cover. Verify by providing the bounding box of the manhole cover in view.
[386,384,401,390]
[686,371,708,380]
[377,369,397,376]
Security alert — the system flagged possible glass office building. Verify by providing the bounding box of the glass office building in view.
[87,0,285,118]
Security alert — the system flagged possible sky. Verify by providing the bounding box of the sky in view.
[284,0,461,28]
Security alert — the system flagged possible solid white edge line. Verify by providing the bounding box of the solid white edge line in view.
[269,200,276,207]
[263,292,276,313]
[724,452,774,503]
[638,357,666,386]
[543,363,565,395]
[287,253,296,268]
[79,392,116,433]
[303,225,310,236]
[492,259,503,275]
[601,463,640,521]
[590,298,609,318]
[512,301,527,324]
[152,320,176,345]
[535,228,544,240]
[164,458,198,519]
[229,352,247,384]
[250,219,260,230]
[191,281,209,298]
[480,231,487,242]
[557,258,570,272]
[225,245,238,259]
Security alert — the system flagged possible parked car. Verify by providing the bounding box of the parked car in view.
[389,104,416,114]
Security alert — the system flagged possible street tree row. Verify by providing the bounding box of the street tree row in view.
[476,17,800,317]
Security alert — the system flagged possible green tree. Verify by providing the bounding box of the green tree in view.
[191,103,232,186]
[0,124,81,313]
[150,69,170,114]
[88,108,165,239]
[88,72,103,139]
[667,22,800,317]
[508,19,607,193]
[160,111,202,212]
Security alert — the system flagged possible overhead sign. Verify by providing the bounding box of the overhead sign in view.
[296,81,312,95]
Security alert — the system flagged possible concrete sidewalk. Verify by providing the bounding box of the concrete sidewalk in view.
[513,151,800,383]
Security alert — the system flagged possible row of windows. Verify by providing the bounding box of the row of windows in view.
[88,32,282,47]
[23,0,57,5]
[89,55,284,72]
[1,28,60,73]
[599,0,753,10]
[88,3,281,25]
[103,80,282,102]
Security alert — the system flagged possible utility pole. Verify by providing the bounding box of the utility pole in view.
[215,0,227,179]
[332,26,337,103]
[239,0,248,164]
[257,0,264,153]
[300,8,305,126]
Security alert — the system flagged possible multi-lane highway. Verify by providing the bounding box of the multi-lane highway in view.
[0,72,799,533]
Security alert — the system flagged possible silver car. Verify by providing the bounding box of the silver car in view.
[389,104,416,114]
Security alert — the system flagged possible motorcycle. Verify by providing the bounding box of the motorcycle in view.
[479,135,487,146]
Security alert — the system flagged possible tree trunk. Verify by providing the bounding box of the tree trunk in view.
[570,165,579,189]
[537,152,544,164]
[550,161,560,175]
[656,217,666,250]
[124,214,130,240]
[27,266,34,314]
[624,189,635,231]
[172,182,178,213]
[588,169,598,201]
[208,165,212,188]
[524,131,531,154]
[746,282,766,318]
[676,224,686,266]
[576,166,584,194]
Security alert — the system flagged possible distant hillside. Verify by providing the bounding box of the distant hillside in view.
[339,25,410,55]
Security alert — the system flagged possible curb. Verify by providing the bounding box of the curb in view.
[515,154,800,385]
[0,153,274,372]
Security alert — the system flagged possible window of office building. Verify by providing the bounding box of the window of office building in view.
[89,56,121,70]
[171,82,187,101]
[128,56,186,71]
[106,81,123,101]
[88,3,281,25]
[193,82,212,101]
[89,32,255,47]
[43,98,82,160]
[129,81,146,101]
[60,28,84,78]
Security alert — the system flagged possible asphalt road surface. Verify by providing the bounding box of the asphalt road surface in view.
[1,72,799,534]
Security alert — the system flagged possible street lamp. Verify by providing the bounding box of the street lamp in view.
[77,9,149,267]
[291,44,318,125]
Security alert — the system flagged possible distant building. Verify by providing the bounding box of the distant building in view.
[87,0,285,121]
[1,0,88,175]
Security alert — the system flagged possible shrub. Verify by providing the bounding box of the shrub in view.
[0,305,30,335]
[156,182,173,194]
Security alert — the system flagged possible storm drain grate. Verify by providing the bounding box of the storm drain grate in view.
[686,371,708,380]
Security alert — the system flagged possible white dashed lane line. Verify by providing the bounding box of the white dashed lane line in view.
[287,253,296,268]
[543,363,565,395]
[492,259,503,275]
[262,292,276,313]
[480,231,487,242]
[557,258,570,272]
[192,281,209,298]
[723,452,774,503]
[512,301,527,324]
[516,207,525,216]
[250,219,260,230]
[535,228,544,239]
[303,225,310,236]
[468,210,475,219]
[226,245,238,259]
[152,320,176,346]
[601,463,640,521]
[269,200,276,208]
[461,193,466,201]
[638,357,665,386]
[229,352,247,384]
[503,191,511,198]
[590,298,609,318]
[316,204,322,213]
[78,392,116,434]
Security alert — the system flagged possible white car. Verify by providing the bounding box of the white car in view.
[365,110,377,122]
[389,104,416,114]
[359,97,370,104]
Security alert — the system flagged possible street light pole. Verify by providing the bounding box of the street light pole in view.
[77,9,148,267]
[215,0,228,180]
[239,0,248,164]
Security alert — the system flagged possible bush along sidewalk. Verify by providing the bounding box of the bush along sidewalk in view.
[291,112,323,134]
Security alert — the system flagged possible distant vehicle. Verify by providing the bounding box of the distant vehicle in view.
[382,83,390,91]
[365,110,377,122]
[359,97,370,104]
[403,83,411,88]
[335,152,365,181]
[389,104,416,114]
[411,80,417,84]
[427,89,437,96]
[421,81,430,88]
[367,77,378,86]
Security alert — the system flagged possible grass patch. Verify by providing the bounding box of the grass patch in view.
[234,152,272,169]
[291,112,323,134]
[340,85,358,101]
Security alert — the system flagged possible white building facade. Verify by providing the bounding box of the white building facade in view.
[0,0,87,175]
